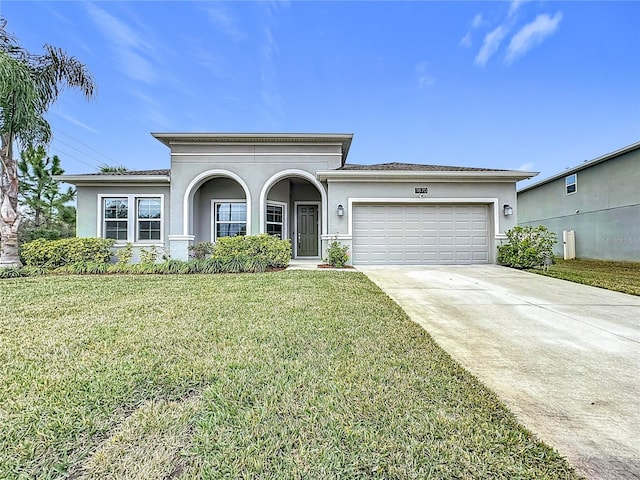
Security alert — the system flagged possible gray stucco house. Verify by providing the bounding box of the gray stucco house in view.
[58,133,535,265]
[518,141,640,262]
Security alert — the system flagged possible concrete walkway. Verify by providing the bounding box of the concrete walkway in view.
[358,265,640,480]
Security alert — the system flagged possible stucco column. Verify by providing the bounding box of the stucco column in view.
[168,235,195,261]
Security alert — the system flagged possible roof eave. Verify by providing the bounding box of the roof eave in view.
[151,132,354,164]
[54,174,171,185]
[316,170,538,182]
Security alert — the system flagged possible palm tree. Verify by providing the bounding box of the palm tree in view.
[0,20,95,267]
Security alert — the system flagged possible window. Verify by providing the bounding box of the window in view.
[104,198,129,240]
[101,195,163,242]
[137,198,161,240]
[566,174,577,195]
[266,203,284,239]
[214,202,246,239]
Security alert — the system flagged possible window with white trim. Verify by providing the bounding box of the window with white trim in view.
[214,202,246,239]
[101,195,163,242]
[137,198,161,240]
[565,174,577,195]
[266,203,284,239]
[103,198,129,240]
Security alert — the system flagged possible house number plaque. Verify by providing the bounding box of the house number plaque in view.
[414,187,429,195]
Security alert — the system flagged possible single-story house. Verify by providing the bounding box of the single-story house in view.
[58,133,536,265]
[518,141,640,262]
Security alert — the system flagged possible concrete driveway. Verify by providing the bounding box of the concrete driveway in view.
[358,265,640,480]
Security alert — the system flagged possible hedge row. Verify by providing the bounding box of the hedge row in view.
[21,237,114,268]
[191,234,291,268]
[0,256,282,278]
[5,235,292,278]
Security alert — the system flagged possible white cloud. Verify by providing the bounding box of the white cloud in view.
[475,26,508,66]
[84,3,158,84]
[460,32,472,48]
[415,62,436,89]
[130,90,172,129]
[460,13,484,48]
[53,111,99,134]
[508,0,530,18]
[204,4,246,40]
[506,12,563,63]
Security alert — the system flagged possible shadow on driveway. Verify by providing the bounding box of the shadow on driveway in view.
[359,265,640,480]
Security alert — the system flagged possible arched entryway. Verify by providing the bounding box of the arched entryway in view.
[182,169,251,243]
[260,169,327,258]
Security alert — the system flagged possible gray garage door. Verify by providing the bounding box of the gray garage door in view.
[352,204,490,265]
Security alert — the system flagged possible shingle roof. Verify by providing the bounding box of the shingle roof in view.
[82,169,170,176]
[339,162,508,172]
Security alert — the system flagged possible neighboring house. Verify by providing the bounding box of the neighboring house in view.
[57,133,535,265]
[517,141,640,262]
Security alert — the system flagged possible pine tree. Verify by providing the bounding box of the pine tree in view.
[18,145,75,229]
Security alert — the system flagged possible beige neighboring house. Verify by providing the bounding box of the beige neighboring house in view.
[56,133,536,265]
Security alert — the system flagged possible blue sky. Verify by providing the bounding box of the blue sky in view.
[2,1,639,187]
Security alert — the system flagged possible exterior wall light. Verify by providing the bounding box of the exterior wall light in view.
[337,204,344,216]
[503,204,514,216]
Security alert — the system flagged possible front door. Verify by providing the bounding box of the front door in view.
[297,205,318,257]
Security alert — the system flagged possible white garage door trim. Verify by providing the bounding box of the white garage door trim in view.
[348,198,499,265]
[347,197,501,237]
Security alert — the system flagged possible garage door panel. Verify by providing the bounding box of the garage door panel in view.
[473,220,487,229]
[456,236,471,246]
[438,252,455,262]
[439,220,454,231]
[353,204,490,265]
[473,236,488,246]
[422,236,437,246]
[455,220,471,230]
[404,235,421,246]
[473,251,489,262]
[439,236,454,246]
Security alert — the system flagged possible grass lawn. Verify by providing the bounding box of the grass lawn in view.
[0,272,580,479]
[531,258,640,296]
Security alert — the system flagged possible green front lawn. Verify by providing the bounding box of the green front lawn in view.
[531,258,640,296]
[0,272,579,479]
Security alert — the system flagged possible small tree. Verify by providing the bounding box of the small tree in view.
[18,145,74,228]
[498,225,557,269]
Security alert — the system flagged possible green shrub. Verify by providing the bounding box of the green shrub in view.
[189,241,216,259]
[14,235,290,275]
[139,245,159,264]
[56,261,109,275]
[21,237,115,268]
[326,240,349,268]
[106,262,135,274]
[135,262,159,274]
[116,243,133,264]
[498,225,557,269]
[156,259,191,274]
[212,234,291,268]
[0,267,26,279]
[21,266,46,276]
